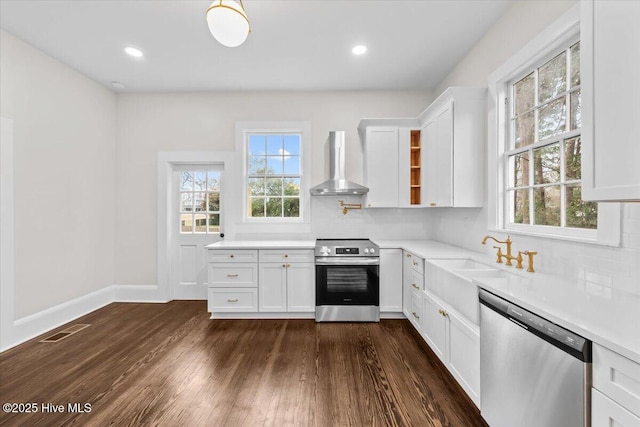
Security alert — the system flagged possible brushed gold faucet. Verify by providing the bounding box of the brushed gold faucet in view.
[523,250,537,272]
[482,235,515,266]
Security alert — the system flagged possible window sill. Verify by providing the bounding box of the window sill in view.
[488,226,621,248]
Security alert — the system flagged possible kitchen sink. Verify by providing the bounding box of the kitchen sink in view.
[427,258,495,270]
[425,258,505,324]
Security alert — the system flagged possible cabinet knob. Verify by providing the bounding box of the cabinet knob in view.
[282,264,286,267]
[287,264,291,268]
[230,254,234,258]
[284,254,288,258]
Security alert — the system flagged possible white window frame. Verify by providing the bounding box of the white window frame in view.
[487,4,620,247]
[235,121,311,233]
[174,164,223,235]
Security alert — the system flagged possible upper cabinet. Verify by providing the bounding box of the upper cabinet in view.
[359,87,486,208]
[581,0,640,201]
[359,119,422,208]
[419,87,486,208]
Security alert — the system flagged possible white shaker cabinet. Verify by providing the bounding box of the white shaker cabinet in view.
[258,250,315,313]
[581,0,640,201]
[359,121,423,208]
[362,127,400,208]
[419,87,486,207]
[402,251,424,331]
[379,249,403,312]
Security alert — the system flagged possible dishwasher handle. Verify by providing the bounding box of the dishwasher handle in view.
[479,289,592,362]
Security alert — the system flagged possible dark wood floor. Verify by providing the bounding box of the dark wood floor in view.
[0,301,487,426]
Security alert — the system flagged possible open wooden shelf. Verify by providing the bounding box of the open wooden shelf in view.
[410,130,421,205]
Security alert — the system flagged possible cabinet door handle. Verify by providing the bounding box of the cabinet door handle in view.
[412,312,420,319]
[430,203,436,207]
[227,274,239,278]
[227,298,239,303]
[406,253,411,258]
[412,283,420,289]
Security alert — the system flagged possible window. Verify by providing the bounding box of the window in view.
[179,169,221,233]
[505,41,598,232]
[488,5,620,246]
[247,133,301,219]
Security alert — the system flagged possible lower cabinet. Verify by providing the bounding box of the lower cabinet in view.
[402,251,424,330]
[592,388,640,427]
[208,248,315,315]
[422,290,480,406]
[380,249,403,312]
[207,288,258,312]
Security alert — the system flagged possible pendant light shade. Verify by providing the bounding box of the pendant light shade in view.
[206,0,250,48]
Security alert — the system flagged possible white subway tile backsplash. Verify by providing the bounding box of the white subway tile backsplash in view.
[430,203,640,296]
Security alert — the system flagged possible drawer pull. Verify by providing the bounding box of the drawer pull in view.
[438,309,448,317]
[282,264,286,267]
[412,283,420,289]
[227,274,239,278]
[284,254,289,258]
[227,298,239,303]
[413,261,418,266]
[230,254,234,258]
[412,311,420,319]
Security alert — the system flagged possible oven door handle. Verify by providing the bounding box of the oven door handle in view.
[315,257,380,266]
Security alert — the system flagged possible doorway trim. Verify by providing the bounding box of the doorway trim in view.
[157,151,236,301]
[1,117,15,351]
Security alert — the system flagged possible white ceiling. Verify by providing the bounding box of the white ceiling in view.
[0,0,513,92]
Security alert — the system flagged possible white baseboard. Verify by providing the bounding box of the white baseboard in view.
[2,286,115,352]
[210,312,315,319]
[0,284,172,353]
[112,284,169,303]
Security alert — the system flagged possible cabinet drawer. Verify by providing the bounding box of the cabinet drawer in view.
[259,249,314,263]
[405,252,424,275]
[208,263,258,287]
[208,288,258,312]
[593,343,640,417]
[592,388,640,427]
[409,289,422,329]
[207,249,258,263]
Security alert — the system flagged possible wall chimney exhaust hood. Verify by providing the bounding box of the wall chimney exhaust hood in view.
[309,131,369,196]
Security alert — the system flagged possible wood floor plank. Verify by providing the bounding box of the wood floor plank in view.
[0,302,487,427]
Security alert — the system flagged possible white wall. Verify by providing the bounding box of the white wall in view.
[431,1,640,296]
[115,91,433,286]
[0,30,117,318]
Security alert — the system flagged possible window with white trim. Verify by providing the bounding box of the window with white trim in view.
[505,40,598,233]
[489,6,620,246]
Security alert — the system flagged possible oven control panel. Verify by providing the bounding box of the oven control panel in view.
[336,247,359,255]
[315,239,380,257]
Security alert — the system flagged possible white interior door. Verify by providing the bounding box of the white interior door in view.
[172,165,224,300]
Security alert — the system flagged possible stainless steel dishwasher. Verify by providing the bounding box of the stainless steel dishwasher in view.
[479,289,592,427]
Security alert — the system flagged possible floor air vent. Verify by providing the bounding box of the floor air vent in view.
[40,324,90,343]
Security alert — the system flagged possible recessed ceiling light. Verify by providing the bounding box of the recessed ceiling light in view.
[124,46,143,58]
[111,81,126,90]
[352,45,367,55]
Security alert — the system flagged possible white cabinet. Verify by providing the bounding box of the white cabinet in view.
[360,122,423,208]
[362,127,399,207]
[419,87,485,207]
[258,263,288,312]
[207,248,314,315]
[402,251,424,331]
[286,262,315,312]
[422,291,480,406]
[592,388,640,427]
[592,343,640,423]
[258,250,315,313]
[379,249,403,312]
[581,0,640,201]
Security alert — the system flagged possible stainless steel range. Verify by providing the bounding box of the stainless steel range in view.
[315,238,380,322]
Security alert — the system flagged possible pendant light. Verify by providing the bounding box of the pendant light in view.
[206,0,250,48]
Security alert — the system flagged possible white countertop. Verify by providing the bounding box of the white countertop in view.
[205,240,315,249]
[379,239,640,363]
[207,238,640,363]
[473,272,640,364]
